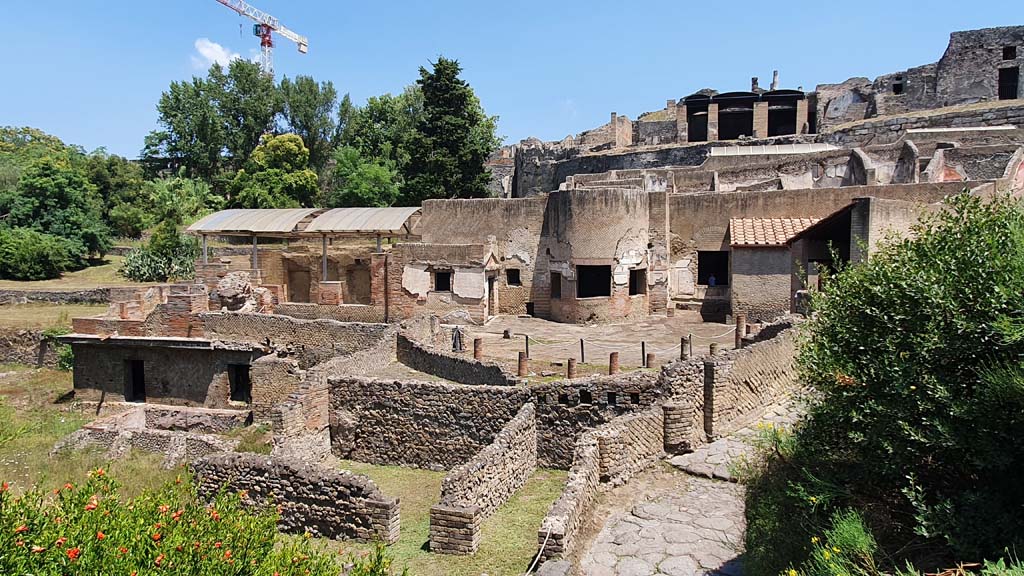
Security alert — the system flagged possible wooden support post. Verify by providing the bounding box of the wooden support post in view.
[202,234,209,265]
[680,336,688,360]
[251,235,258,269]
[641,341,647,367]
[524,334,530,359]
[580,339,585,363]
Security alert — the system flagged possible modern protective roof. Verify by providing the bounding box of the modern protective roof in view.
[187,207,421,236]
[730,218,819,247]
[305,207,421,235]
[188,209,321,235]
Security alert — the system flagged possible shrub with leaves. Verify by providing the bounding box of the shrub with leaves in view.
[0,227,75,280]
[746,194,1024,573]
[0,469,405,575]
[119,221,198,282]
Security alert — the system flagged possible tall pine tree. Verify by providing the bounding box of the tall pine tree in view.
[402,57,498,205]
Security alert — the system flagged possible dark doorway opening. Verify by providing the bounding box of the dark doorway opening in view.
[228,364,252,403]
[685,95,710,142]
[487,276,497,314]
[506,268,521,286]
[765,91,802,136]
[124,359,145,403]
[715,93,756,140]
[1004,46,1017,61]
[287,265,311,303]
[433,270,452,292]
[550,272,562,299]
[576,265,611,298]
[629,269,647,295]
[345,261,372,304]
[697,251,729,286]
[999,67,1019,100]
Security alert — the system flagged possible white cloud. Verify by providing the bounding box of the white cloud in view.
[190,38,240,69]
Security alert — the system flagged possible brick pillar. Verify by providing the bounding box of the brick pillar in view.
[735,313,747,349]
[567,358,577,379]
[707,103,719,141]
[675,101,688,143]
[662,401,694,454]
[518,352,529,377]
[608,352,620,375]
[703,361,715,439]
[796,99,809,134]
[473,338,483,360]
[753,101,769,139]
[709,343,719,356]
[646,353,656,369]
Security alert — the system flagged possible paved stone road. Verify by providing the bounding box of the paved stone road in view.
[579,400,800,576]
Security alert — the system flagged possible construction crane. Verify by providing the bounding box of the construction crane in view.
[213,0,308,76]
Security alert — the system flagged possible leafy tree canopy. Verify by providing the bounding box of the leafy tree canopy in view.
[228,133,318,209]
[279,75,339,175]
[326,146,399,208]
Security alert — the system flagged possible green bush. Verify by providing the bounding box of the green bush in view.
[107,202,152,239]
[119,221,198,282]
[41,327,74,371]
[0,469,405,575]
[0,227,75,280]
[745,194,1024,573]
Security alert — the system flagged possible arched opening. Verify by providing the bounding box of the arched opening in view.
[714,92,756,140]
[684,94,710,142]
[765,90,803,136]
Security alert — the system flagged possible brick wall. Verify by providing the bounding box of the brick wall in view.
[593,407,665,485]
[192,453,399,543]
[730,247,793,322]
[535,431,599,561]
[396,333,520,386]
[430,403,537,554]
[275,303,386,323]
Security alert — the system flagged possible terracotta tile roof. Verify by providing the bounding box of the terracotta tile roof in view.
[729,218,819,247]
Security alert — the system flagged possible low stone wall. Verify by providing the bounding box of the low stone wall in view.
[593,406,665,485]
[826,101,1024,146]
[143,405,251,433]
[0,329,60,368]
[0,288,110,304]
[192,453,400,543]
[430,403,538,554]
[329,376,529,470]
[270,371,331,462]
[275,303,386,324]
[396,333,520,386]
[536,431,600,562]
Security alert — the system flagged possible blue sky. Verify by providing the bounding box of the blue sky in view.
[2,1,1018,158]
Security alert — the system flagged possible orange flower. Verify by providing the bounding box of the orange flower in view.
[155,553,165,566]
[209,509,221,521]
[14,524,28,534]
[84,502,97,511]
[224,550,232,559]
[55,537,67,547]
[31,545,45,554]
[193,541,202,549]
[119,546,128,554]
[96,531,106,540]
[152,532,162,542]
[158,504,170,514]
[15,540,24,547]
[94,468,105,477]
[1,481,9,492]
[66,547,81,561]
[214,541,222,548]
[64,483,73,490]
[172,509,183,521]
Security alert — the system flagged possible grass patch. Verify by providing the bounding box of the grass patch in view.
[0,255,148,290]
[0,365,176,497]
[0,303,107,329]
[338,459,566,576]
[229,424,273,454]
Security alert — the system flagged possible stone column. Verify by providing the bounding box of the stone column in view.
[707,103,719,141]
[796,99,809,134]
[518,352,529,377]
[675,101,688,144]
[609,352,620,375]
[567,358,577,379]
[473,338,483,360]
[735,313,747,349]
[753,101,769,138]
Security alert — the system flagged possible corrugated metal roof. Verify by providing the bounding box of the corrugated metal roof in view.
[730,218,819,247]
[305,207,421,234]
[187,209,322,234]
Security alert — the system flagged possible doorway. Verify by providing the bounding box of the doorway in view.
[287,267,311,303]
[124,359,145,403]
[999,67,1019,100]
[487,276,498,316]
[345,262,372,304]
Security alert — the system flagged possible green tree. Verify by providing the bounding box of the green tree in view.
[280,75,339,174]
[0,158,110,267]
[326,146,399,207]
[402,57,499,204]
[228,133,319,208]
[144,75,225,181]
[211,60,281,170]
[341,87,423,175]
[0,227,74,280]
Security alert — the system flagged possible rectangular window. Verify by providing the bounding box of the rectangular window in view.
[550,272,562,299]
[506,268,521,286]
[697,251,729,286]
[124,359,145,403]
[892,82,904,95]
[629,269,647,295]
[228,364,252,403]
[579,389,593,404]
[1004,46,1017,60]
[999,67,1020,100]
[433,270,452,292]
[576,265,612,298]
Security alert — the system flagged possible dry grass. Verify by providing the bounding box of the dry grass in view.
[337,459,567,576]
[0,256,150,290]
[0,365,177,497]
[0,303,107,329]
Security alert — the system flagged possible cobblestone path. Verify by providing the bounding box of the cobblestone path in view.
[578,400,799,576]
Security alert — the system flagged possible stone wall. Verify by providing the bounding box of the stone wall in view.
[192,453,399,543]
[430,403,538,554]
[592,406,665,485]
[0,288,110,304]
[329,376,529,470]
[0,329,60,368]
[274,303,386,324]
[730,247,793,323]
[396,333,520,386]
[535,431,599,562]
[826,101,1024,146]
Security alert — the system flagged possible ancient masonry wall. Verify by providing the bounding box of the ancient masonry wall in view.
[593,406,665,485]
[274,302,385,324]
[193,453,399,543]
[430,403,538,554]
[396,333,520,386]
[535,431,599,562]
[329,377,530,470]
[0,329,61,368]
[826,101,1024,146]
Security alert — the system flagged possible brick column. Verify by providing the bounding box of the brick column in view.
[707,103,719,141]
[796,99,809,134]
[753,101,769,138]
